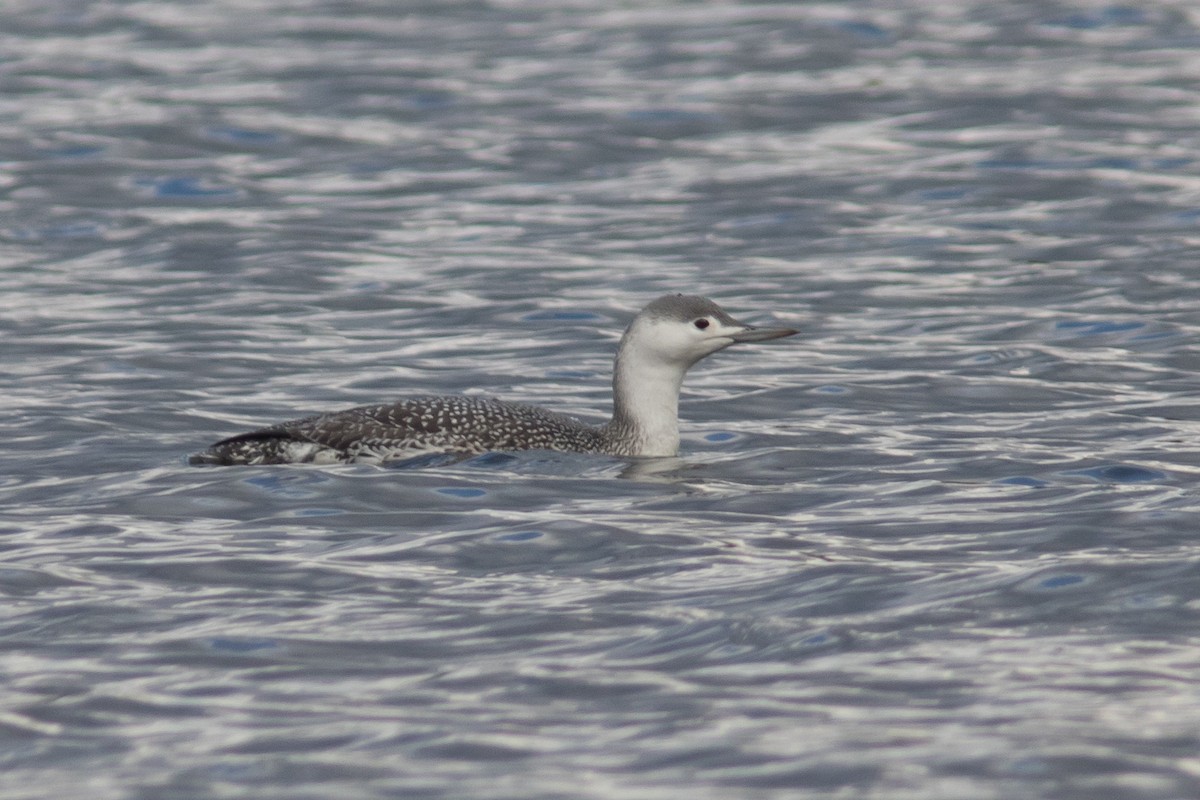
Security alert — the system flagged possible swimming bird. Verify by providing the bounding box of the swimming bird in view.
[190,294,797,465]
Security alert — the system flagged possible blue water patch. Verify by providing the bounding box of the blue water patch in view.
[134,176,239,198]
[42,144,104,159]
[204,125,281,144]
[917,187,971,201]
[976,157,1044,170]
[996,476,1050,488]
[1087,157,1139,170]
[719,212,799,229]
[1129,330,1174,343]
[1017,572,1095,594]
[207,637,279,654]
[704,432,738,443]
[495,530,543,542]
[1054,320,1144,336]
[1062,465,1166,483]
[403,91,456,110]
[1041,574,1085,589]
[1044,7,1146,29]
[6,220,106,241]
[1004,757,1053,777]
[831,19,891,41]
[466,452,520,468]
[53,523,124,538]
[386,452,467,469]
[979,154,1165,173]
[290,508,344,517]
[812,385,848,395]
[625,108,718,124]
[1152,157,1191,170]
[436,486,487,499]
[244,473,330,496]
[522,310,604,321]
[205,763,273,782]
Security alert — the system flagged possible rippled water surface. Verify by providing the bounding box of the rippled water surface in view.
[5,1,1200,797]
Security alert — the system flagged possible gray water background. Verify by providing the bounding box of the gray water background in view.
[4,1,1200,798]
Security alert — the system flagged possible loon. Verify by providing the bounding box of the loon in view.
[190,294,797,465]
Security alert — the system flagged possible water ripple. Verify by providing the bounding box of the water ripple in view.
[4,1,1200,798]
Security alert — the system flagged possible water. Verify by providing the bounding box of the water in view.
[3,1,1200,797]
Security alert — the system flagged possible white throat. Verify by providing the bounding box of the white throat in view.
[608,331,690,457]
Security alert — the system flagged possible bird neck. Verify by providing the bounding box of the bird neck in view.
[608,338,685,457]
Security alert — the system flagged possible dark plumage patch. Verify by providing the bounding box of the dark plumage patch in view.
[191,396,613,465]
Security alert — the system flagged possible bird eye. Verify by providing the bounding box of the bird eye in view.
[693,318,710,330]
